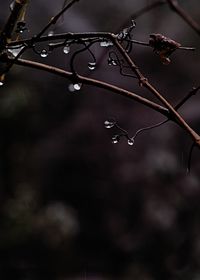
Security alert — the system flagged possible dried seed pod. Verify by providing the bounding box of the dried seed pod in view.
[149,33,181,64]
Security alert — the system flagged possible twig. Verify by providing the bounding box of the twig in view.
[112,37,200,145]
[167,0,200,36]
[9,57,169,117]
[35,0,80,39]
[175,86,200,110]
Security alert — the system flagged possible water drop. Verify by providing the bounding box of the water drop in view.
[63,45,70,54]
[40,49,48,58]
[0,81,4,86]
[104,120,115,129]
[100,40,113,47]
[112,135,119,144]
[128,139,134,146]
[48,30,54,36]
[88,62,96,71]
[73,83,82,91]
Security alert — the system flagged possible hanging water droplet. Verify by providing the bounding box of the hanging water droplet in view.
[0,81,4,86]
[104,120,115,129]
[40,49,48,58]
[88,62,96,71]
[73,83,82,91]
[48,30,54,36]
[100,40,113,47]
[63,45,70,54]
[127,139,134,146]
[111,135,119,144]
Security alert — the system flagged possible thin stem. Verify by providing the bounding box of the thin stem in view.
[175,86,200,110]
[167,0,200,36]
[35,0,80,39]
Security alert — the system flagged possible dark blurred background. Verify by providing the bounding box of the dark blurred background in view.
[0,1,200,279]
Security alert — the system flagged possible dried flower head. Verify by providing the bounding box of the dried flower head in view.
[149,33,181,64]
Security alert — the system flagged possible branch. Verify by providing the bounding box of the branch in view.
[9,57,169,117]
[167,0,200,36]
[35,0,80,39]
[111,38,200,145]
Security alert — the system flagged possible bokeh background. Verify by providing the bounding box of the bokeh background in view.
[0,0,200,279]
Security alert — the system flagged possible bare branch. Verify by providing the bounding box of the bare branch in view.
[167,0,200,36]
[9,57,169,117]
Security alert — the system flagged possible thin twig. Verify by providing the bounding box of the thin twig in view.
[175,86,200,110]
[35,0,80,39]
[167,0,200,36]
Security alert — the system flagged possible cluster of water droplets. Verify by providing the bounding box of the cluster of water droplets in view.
[100,40,113,47]
[104,120,134,146]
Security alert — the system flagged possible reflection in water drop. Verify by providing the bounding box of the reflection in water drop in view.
[88,62,96,71]
[63,45,70,54]
[128,139,134,146]
[104,120,115,129]
[40,49,48,58]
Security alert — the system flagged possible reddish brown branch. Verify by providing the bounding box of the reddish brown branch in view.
[11,57,169,117]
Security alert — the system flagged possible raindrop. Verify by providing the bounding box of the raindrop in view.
[104,120,115,129]
[88,62,96,71]
[48,30,54,36]
[40,49,48,58]
[128,139,134,146]
[63,45,70,54]
[73,83,82,91]
[111,135,119,144]
[100,40,113,47]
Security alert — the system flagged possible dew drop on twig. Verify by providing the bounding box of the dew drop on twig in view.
[104,120,115,129]
[88,62,96,71]
[48,30,54,36]
[40,49,48,58]
[111,135,119,144]
[127,139,134,146]
[63,45,70,54]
